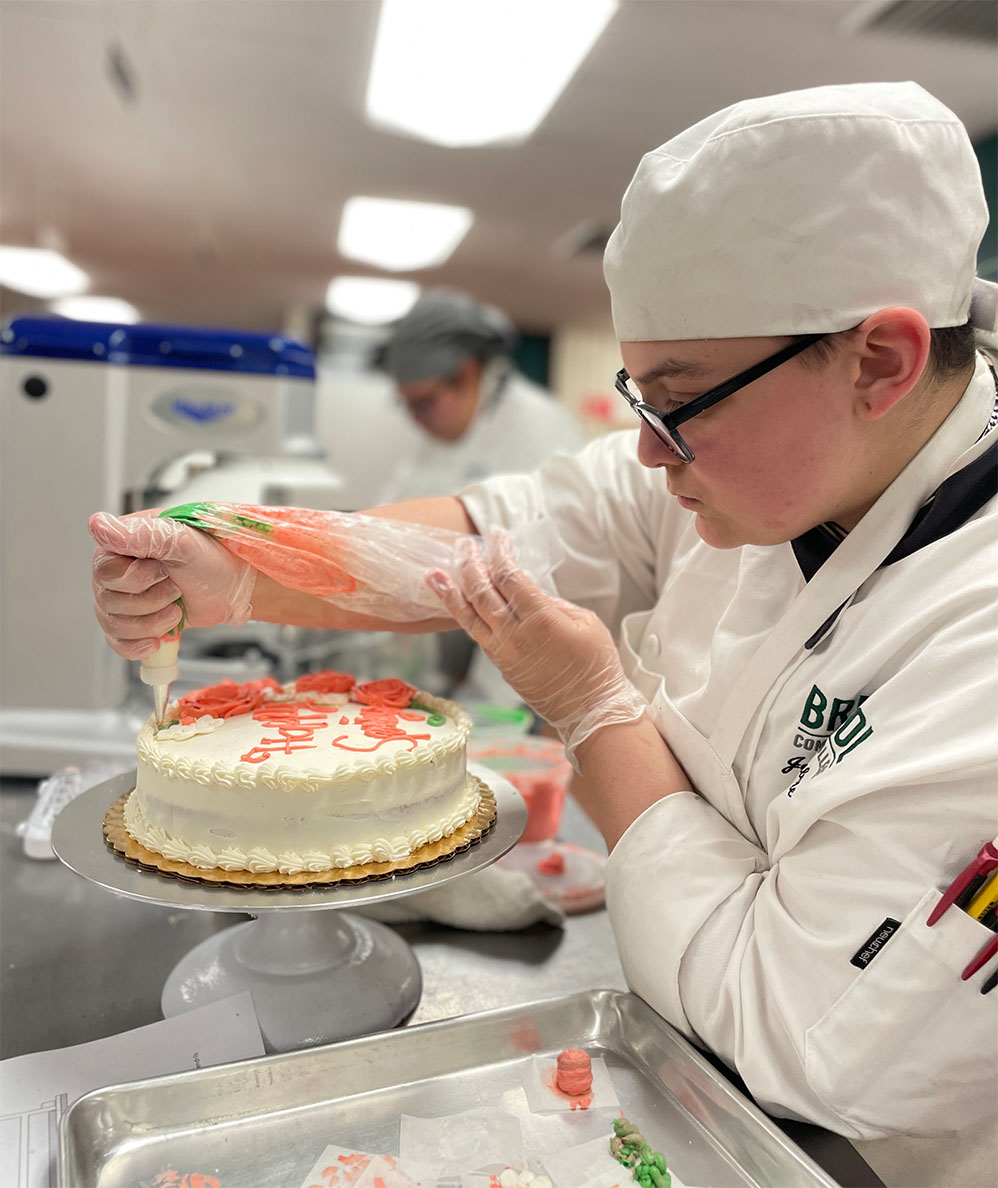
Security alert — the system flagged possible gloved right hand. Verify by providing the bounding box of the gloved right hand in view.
[428,530,647,767]
[89,512,255,660]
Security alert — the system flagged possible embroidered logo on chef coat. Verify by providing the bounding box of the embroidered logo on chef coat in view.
[798,684,869,743]
[783,684,874,795]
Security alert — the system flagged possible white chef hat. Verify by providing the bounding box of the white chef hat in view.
[604,81,998,342]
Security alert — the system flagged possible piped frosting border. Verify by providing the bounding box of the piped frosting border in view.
[103,778,498,889]
[122,776,481,873]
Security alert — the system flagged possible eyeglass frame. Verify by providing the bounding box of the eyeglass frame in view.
[614,332,828,463]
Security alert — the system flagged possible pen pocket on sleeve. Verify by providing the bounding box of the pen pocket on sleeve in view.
[804,886,997,1135]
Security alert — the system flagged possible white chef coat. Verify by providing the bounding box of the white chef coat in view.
[377,370,585,504]
[459,353,998,1141]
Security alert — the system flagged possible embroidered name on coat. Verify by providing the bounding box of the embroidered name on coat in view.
[850,918,902,969]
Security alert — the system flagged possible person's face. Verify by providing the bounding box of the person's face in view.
[397,357,481,442]
[620,335,872,548]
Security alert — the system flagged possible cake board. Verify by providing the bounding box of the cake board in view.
[51,766,527,1053]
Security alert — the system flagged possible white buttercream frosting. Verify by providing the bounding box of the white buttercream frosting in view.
[129,681,478,875]
[123,782,480,873]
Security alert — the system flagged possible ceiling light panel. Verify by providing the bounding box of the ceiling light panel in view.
[325,276,421,325]
[51,296,141,324]
[0,247,89,298]
[366,0,618,148]
[339,197,473,271]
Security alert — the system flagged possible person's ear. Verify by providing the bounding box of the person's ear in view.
[848,308,931,421]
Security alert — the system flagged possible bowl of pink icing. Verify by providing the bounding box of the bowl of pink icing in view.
[468,737,571,843]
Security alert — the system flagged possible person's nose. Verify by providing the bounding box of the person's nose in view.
[636,421,686,469]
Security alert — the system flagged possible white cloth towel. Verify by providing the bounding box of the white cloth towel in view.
[355,866,565,930]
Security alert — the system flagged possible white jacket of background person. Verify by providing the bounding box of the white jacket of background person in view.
[459,352,998,1141]
[377,368,585,504]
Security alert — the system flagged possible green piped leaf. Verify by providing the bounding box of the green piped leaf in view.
[410,700,446,726]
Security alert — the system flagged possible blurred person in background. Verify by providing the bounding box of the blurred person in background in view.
[378,288,584,502]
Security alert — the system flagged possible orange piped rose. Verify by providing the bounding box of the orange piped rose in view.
[352,678,416,709]
[295,670,355,695]
[177,677,281,722]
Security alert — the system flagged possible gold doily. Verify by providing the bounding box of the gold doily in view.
[102,776,497,890]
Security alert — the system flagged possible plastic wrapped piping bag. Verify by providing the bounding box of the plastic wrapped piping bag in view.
[159,502,564,622]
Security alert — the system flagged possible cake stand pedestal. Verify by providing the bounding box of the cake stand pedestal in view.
[51,767,526,1053]
[159,910,424,1052]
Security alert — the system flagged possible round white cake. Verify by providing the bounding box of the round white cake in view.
[124,673,477,875]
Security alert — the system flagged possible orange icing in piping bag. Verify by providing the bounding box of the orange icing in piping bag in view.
[160,502,357,598]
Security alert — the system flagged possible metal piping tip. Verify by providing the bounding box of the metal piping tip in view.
[154,684,170,726]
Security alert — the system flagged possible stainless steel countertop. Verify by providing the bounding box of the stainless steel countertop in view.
[0,777,881,1186]
[1,778,625,1054]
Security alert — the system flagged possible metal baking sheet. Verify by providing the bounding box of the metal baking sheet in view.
[59,989,839,1187]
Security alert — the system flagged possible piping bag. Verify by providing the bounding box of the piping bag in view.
[156,501,564,621]
[141,599,184,725]
[139,500,564,722]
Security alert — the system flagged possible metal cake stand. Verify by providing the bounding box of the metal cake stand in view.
[51,766,526,1053]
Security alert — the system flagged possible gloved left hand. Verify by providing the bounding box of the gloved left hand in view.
[427,530,647,765]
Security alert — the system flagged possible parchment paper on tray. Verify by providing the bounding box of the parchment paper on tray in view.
[399,1107,525,1178]
[520,1053,618,1113]
[298,1144,431,1187]
[577,1175,632,1188]
[461,1170,552,1187]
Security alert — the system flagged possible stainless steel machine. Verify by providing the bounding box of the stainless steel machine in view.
[0,316,344,775]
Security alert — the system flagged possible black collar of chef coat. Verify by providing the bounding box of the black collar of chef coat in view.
[792,430,998,649]
[792,440,998,582]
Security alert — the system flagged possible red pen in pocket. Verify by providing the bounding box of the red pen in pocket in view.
[962,933,998,982]
[926,838,998,926]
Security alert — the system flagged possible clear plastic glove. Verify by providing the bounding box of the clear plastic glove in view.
[89,512,255,660]
[426,530,647,766]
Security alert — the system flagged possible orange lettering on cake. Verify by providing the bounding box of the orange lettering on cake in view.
[330,705,430,753]
[240,701,331,763]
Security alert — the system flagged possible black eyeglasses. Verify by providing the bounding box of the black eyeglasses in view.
[615,333,828,463]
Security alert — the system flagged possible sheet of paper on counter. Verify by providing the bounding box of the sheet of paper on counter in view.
[298,1145,438,1187]
[400,1107,527,1179]
[0,991,265,1188]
